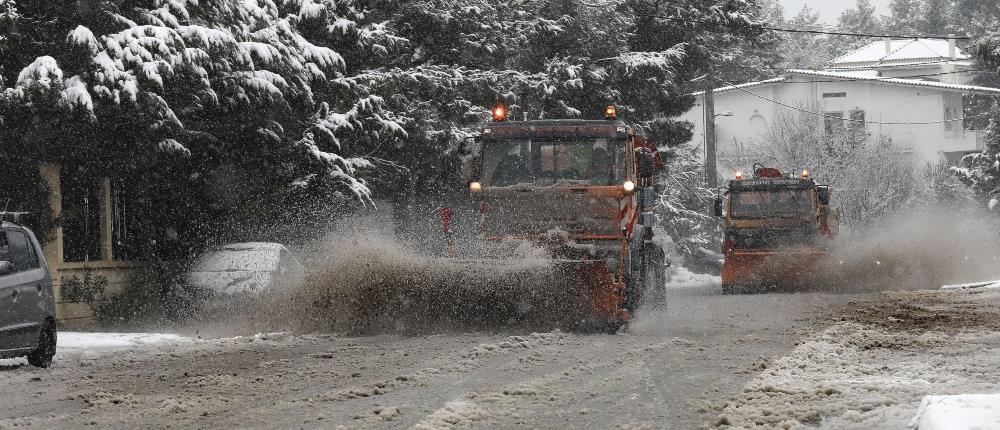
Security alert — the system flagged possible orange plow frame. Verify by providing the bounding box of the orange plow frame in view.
[722,249,828,290]
[577,261,630,324]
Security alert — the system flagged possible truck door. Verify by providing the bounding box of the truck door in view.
[0,228,45,349]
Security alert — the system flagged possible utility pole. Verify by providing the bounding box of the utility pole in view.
[703,77,718,190]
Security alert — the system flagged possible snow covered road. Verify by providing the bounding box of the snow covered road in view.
[1,284,997,429]
[712,288,1000,429]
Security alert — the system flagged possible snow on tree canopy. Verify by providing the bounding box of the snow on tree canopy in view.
[157,138,191,157]
[0,0,415,203]
[67,26,100,54]
[17,56,63,89]
[59,76,94,113]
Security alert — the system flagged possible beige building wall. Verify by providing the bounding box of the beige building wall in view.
[38,163,147,328]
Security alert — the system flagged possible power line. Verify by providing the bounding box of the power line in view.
[760,25,970,40]
[572,2,973,39]
[718,79,993,125]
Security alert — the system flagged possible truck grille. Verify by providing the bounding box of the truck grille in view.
[726,226,821,251]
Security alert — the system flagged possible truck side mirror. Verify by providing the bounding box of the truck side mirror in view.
[460,154,476,182]
[0,261,13,276]
[713,197,723,217]
[817,186,830,206]
[461,137,477,155]
[460,137,482,182]
[638,151,655,179]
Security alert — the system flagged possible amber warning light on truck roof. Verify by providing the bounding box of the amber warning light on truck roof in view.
[605,105,617,120]
[492,103,508,122]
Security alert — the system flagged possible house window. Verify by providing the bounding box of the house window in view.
[822,92,847,98]
[944,107,955,131]
[111,179,138,261]
[824,112,845,134]
[61,171,102,262]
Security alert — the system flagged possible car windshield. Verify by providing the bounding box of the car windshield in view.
[482,138,625,186]
[730,189,813,219]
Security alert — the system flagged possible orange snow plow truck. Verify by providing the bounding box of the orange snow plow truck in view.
[713,164,839,294]
[458,104,666,332]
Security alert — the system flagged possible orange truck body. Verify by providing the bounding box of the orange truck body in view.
[716,166,838,293]
[461,116,665,330]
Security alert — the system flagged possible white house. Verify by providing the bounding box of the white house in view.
[682,38,1000,175]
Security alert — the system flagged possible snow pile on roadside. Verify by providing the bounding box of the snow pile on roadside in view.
[413,400,491,430]
[910,394,1000,430]
[57,332,193,355]
[666,266,720,289]
[712,322,1000,429]
[940,280,1000,291]
[0,332,196,367]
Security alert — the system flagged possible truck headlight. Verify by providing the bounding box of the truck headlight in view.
[623,180,636,193]
[469,181,482,193]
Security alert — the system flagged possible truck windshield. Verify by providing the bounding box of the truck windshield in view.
[730,189,812,219]
[482,138,625,186]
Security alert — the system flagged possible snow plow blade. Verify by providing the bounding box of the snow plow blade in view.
[721,250,828,293]
[303,256,628,333]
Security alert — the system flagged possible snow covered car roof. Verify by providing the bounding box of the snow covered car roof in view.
[188,242,304,295]
[212,242,288,252]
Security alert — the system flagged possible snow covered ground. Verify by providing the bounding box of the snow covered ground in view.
[712,288,1000,429]
[666,266,721,289]
[911,394,1000,430]
[57,332,193,355]
[940,280,1000,291]
[4,285,1000,429]
[1,284,850,429]
[0,332,195,368]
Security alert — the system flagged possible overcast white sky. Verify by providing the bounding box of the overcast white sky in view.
[778,0,891,24]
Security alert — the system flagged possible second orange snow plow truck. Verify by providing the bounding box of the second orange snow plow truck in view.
[714,164,839,293]
[459,104,666,332]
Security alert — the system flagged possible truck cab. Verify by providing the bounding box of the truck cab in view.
[460,105,666,323]
[714,165,838,293]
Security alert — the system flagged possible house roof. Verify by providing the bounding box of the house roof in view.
[692,70,1000,97]
[690,77,785,96]
[829,38,969,68]
[785,69,1000,95]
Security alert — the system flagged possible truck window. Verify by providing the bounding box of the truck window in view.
[483,138,622,186]
[731,189,812,219]
[6,230,39,272]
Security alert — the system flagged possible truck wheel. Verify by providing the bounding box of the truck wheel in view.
[721,283,738,295]
[604,318,627,335]
[642,245,667,307]
[27,320,56,368]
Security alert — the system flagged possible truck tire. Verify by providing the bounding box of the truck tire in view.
[721,283,738,295]
[642,244,667,307]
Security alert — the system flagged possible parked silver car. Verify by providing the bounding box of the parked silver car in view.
[0,220,57,367]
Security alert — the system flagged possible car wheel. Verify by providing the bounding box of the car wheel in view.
[26,320,56,368]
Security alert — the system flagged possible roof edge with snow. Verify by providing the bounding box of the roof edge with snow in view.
[693,70,1000,97]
